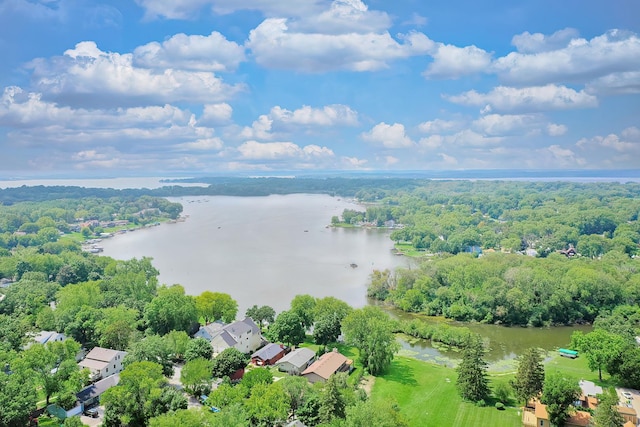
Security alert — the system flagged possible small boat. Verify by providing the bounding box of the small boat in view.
[350,263,358,268]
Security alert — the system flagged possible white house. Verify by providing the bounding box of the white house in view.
[194,317,263,354]
[24,330,66,349]
[276,347,316,375]
[78,347,127,381]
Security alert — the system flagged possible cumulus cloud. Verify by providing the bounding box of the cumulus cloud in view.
[175,137,224,151]
[576,129,640,153]
[418,119,462,134]
[472,114,541,136]
[269,104,358,126]
[237,140,334,160]
[27,41,243,107]
[445,84,598,113]
[547,123,568,136]
[133,32,245,72]
[292,0,391,34]
[493,29,640,85]
[424,44,492,79]
[511,28,580,53]
[361,122,415,148]
[247,18,433,72]
[586,71,640,95]
[199,103,233,126]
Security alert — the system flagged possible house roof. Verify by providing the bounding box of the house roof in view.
[252,343,284,360]
[277,348,316,369]
[216,330,237,347]
[617,405,638,416]
[76,374,120,402]
[534,403,549,420]
[624,421,636,427]
[565,410,591,427]
[196,317,260,344]
[579,380,603,397]
[33,331,65,345]
[301,350,348,380]
[79,358,109,371]
[195,321,225,341]
[225,318,259,339]
[85,347,122,363]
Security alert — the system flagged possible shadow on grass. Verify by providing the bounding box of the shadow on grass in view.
[384,359,418,386]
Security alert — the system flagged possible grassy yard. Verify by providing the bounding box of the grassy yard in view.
[371,357,522,427]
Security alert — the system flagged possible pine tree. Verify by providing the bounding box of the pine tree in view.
[511,347,545,405]
[456,335,490,403]
[592,388,624,427]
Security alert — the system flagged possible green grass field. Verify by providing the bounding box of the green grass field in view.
[371,357,522,427]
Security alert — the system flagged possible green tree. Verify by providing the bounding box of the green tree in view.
[207,383,247,408]
[313,312,342,346]
[149,408,216,427]
[344,399,409,427]
[319,372,348,423]
[184,337,213,362]
[0,370,37,427]
[279,375,313,418]
[571,329,628,381]
[124,334,174,377]
[245,382,289,427]
[195,291,238,324]
[511,347,545,405]
[96,306,139,350]
[143,285,198,335]
[245,305,275,328]
[540,372,581,427]
[181,358,213,396]
[455,335,490,403]
[241,367,273,391]
[63,416,84,427]
[291,294,317,330]
[313,296,352,325]
[211,347,248,379]
[342,306,399,375]
[164,330,191,361]
[267,310,306,346]
[593,388,624,427]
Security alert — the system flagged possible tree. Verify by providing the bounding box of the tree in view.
[241,367,273,391]
[455,335,490,403]
[211,347,248,379]
[314,296,352,323]
[63,416,84,427]
[124,334,174,377]
[290,294,317,330]
[207,383,247,408]
[540,372,581,427]
[0,371,37,427]
[319,372,348,423]
[344,399,409,427]
[593,388,624,427]
[164,330,191,361]
[143,285,198,335]
[195,291,238,324]
[571,330,628,381]
[102,361,168,427]
[267,310,306,346]
[245,305,275,328]
[342,306,399,375]
[245,382,289,427]
[96,306,139,350]
[511,347,545,405]
[181,358,213,396]
[313,312,342,346]
[184,337,213,362]
[279,375,314,418]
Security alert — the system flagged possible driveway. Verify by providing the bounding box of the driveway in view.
[79,406,104,427]
[616,387,639,418]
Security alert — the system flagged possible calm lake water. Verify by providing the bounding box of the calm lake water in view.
[99,193,589,365]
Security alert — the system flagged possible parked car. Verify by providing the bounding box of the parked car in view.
[84,408,99,418]
[622,391,633,399]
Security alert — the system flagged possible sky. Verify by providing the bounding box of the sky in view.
[0,0,639,176]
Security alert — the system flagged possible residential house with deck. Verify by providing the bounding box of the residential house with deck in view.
[78,347,127,381]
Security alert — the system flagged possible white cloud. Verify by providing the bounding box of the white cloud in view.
[547,123,568,136]
[586,71,640,95]
[341,156,368,168]
[494,29,640,85]
[237,140,334,160]
[199,103,233,125]
[445,84,598,113]
[385,155,399,165]
[28,41,243,107]
[511,28,580,53]
[472,114,539,136]
[538,145,586,167]
[133,32,245,72]
[175,137,224,151]
[418,119,462,134]
[424,44,492,79]
[240,115,274,140]
[269,104,358,126]
[292,0,391,34]
[246,18,433,72]
[361,122,415,148]
[576,132,640,153]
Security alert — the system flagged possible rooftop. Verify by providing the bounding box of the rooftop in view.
[302,350,348,380]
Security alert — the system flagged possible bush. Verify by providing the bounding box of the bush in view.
[495,402,505,410]
[475,399,486,407]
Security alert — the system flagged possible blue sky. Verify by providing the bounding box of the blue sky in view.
[0,0,639,176]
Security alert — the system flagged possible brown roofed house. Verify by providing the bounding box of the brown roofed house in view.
[301,349,352,384]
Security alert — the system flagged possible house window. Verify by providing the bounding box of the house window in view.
[106,368,109,373]
[113,364,116,369]
[540,421,543,426]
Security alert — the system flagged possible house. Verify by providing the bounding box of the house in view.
[301,349,352,384]
[251,343,288,366]
[194,317,263,354]
[76,373,120,410]
[617,406,638,426]
[523,397,637,427]
[24,330,66,349]
[78,347,127,381]
[276,347,316,375]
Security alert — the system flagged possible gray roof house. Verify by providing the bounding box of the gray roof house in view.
[276,347,316,375]
[194,317,263,354]
[76,373,120,409]
[24,330,66,349]
[251,343,288,366]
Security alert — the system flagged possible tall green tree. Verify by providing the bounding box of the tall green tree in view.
[455,335,490,403]
[211,347,248,379]
[184,337,213,362]
[267,310,306,346]
[342,306,399,375]
[124,334,174,377]
[319,372,348,424]
[245,305,275,328]
[511,347,545,405]
[195,291,238,324]
[0,371,37,427]
[180,358,213,396]
[290,294,317,330]
[592,388,624,427]
[245,382,289,427]
[540,372,581,427]
[143,285,198,335]
[571,329,628,381]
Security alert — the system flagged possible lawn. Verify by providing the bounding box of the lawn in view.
[371,356,522,427]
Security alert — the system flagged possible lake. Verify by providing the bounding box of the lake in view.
[99,193,588,365]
